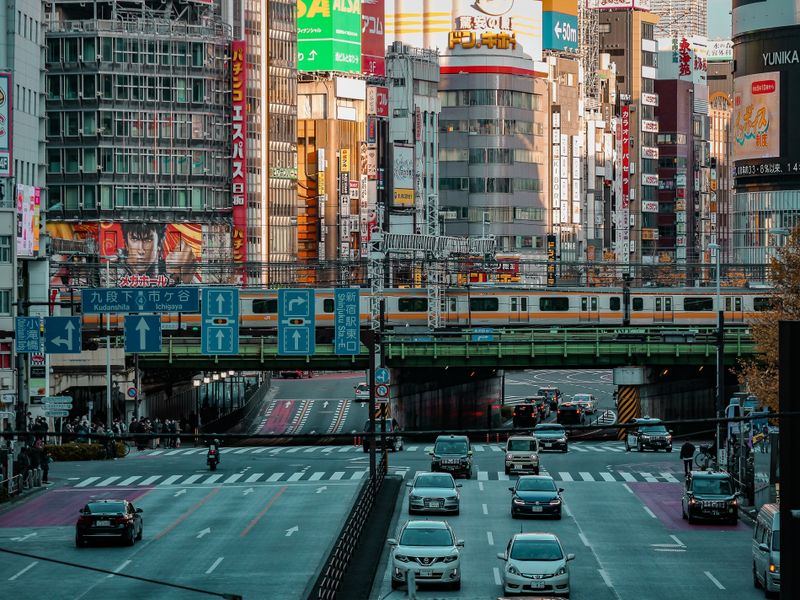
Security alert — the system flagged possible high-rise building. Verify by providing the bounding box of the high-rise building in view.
[649,0,708,38]
[707,41,733,263]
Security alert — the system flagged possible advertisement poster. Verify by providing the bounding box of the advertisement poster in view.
[298,0,362,72]
[362,0,386,76]
[392,144,414,207]
[733,72,781,161]
[16,185,40,258]
[231,40,248,280]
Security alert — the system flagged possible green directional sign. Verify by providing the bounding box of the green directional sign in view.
[298,0,362,73]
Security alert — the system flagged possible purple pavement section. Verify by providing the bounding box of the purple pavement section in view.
[629,482,744,532]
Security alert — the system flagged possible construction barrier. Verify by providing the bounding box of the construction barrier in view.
[616,385,642,440]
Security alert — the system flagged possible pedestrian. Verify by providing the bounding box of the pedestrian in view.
[761,424,770,453]
[680,441,695,477]
[41,446,50,484]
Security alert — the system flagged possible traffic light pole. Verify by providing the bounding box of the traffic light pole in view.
[367,329,376,480]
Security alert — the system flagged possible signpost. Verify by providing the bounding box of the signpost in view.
[375,367,390,385]
[124,315,162,354]
[44,395,73,417]
[278,289,315,355]
[375,384,389,398]
[43,316,81,354]
[471,327,495,342]
[334,288,360,355]
[15,316,41,353]
[81,287,200,314]
[201,288,239,356]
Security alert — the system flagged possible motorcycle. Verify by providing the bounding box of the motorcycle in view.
[207,445,220,471]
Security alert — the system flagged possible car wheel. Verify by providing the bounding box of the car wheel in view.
[75,535,85,548]
[391,579,401,590]
[504,468,510,475]
[554,512,562,520]
[681,506,687,520]
[451,579,461,591]
[136,524,143,541]
[454,509,460,516]
[753,564,761,589]
[362,445,368,453]
[511,511,518,519]
[625,442,630,452]
[562,445,568,453]
[687,514,695,524]
[638,442,644,452]
[666,447,673,452]
[125,528,135,546]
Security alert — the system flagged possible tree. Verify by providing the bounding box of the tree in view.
[737,227,800,411]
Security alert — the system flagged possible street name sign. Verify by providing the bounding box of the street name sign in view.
[201,288,239,355]
[278,289,315,355]
[15,316,42,353]
[334,288,360,355]
[81,287,200,314]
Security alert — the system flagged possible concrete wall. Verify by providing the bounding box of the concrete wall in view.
[390,367,502,432]
[639,375,716,435]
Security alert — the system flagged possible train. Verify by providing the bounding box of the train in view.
[59,286,771,335]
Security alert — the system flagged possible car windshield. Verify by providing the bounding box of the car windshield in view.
[772,530,780,551]
[692,478,733,495]
[508,440,537,451]
[510,539,563,561]
[86,502,125,514]
[535,425,564,434]
[415,475,454,489]
[517,478,556,492]
[364,420,393,431]
[435,441,468,454]
[640,425,668,434]
[538,389,556,397]
[399,527,453,547]
[573,395,591,401]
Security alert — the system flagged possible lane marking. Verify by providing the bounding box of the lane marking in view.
[205,557,224,575]
[161,475,182,486]
[640,472,658,483]
[156,487,222,539]
[478,471,489,481]
[643,506,657,519]
[183,474,203,485]
[598,569,613,588]
[661,472,680,483]
[559,472,574,482]
[308,472,324,481]
[493,567,502,586]
[704,571,726,590]
[251,448,269,454]
[138,476,161,486]
[106,559,131,579]
[267,473,284,482]
[486,531,494,546]
[75,477,100,488]
[219,448,236,454]
[563,503,573,518]
[579,533,590,547]
[623,483,634,494]
[478,482,484,491]
[579,472,595,482]
[654,548,685,552]
[350,471,366,480]
[234,448,250,454]
[482,503,488,515]
[618,472,636,482]
[406,446,418,452]
[330,472,345,481]
[118,476,142,486]
[240,486,289,537]
[303,447,318,453]
[8,561,38,581]
[164,450,183,456]
[95,476,121,487]
[223,474,243,484]
[287,473,304,482]
[670,535,685,547]
[245,473,263,483]
[285,447,301,453]
[572,446,589,452]
[600,472,616,482]
[202,474,223,485]
[497,472,510,481]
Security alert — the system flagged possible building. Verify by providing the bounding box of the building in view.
[649,0,707,39]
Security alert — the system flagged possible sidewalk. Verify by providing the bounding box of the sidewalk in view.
[0,469,49,510]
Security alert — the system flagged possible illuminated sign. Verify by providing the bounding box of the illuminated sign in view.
[0,73,11,177]
[298,0,362,73]
[621,104,630,210]
[546,234,557,287]
[231,41,248,277]
[733,72,781,161]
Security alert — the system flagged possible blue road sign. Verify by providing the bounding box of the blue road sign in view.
[44,316,82,354]
[471,327,495,342]
[124,315,162,353]
[334,288,360,355]
[375,367,390,385]
[81,287,200,314]
[15,316,42,353]
[201,288,239,355]
[278,289,315,355]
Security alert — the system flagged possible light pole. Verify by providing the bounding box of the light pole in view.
[709,242,724,467]
[228,370,236,407]
[220,371,228,412]
[212,372,220,415]
[192,378,201,443]
[203,375,210,425]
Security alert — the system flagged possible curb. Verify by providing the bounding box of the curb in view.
[0,483,49,513]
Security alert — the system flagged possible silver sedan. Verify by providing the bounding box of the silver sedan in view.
[407,472,462,515]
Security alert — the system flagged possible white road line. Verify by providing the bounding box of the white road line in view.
[572,446,589,452]
[424,446,433,453]
[586,446,606,452]
[285,447,301,453]
[95,476,121,487]
[559,472,574,482]
[497,472,510,481]
[149,450,165,456]
[350,471,366,480]
[579,533,591,547]
[205,557,224,575]
[704,571,726,590]
[321,447,335,453]
[203,474,223,485]
[106,559,131,579]
[640,472,658,483]
[308,472,324,481]
[622,483,634,494]
[478,482,485,491]
[8,561,38,581]
[75,477,101,488]
[643,506,657,519]
[493,567,502,587]
[245,473,263,483]
[486,531,494,546]
[654,548,685,552]
[219,448,236,454]
[164,450,183,456]
[661,472,680,483]
[161,475,182,486]
[618,471,636,482]
[579,472,595,482]
[234,448,251,454]
[603,446,624,452]
[338,446,352,452]
[330,472,345,481]
[478,471,489,481]
[482,503,488,515]
[267,473,284,482]
[183,474,204,485]
[474,445,485,452]
[670,535,685,547]
[563,503,573,518]
[251,448,269,453]
[287,472,304,482]
[118,476,142,486]
[139,476,161,486]
[223,474,243,484]
[490,445,502,452]
[303,447,318,453]
[598,569,613,588]
[600,472,616,482]
[406,446,418,452]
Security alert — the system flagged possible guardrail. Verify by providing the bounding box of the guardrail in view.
[310,454,388,600]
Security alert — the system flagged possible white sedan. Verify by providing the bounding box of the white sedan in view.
[354,382,369,400]
[572,393,597,414]
[497,532,574,597]
[389,520,463,591]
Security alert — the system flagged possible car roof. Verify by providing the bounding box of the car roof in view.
[538,387,559,390]
[512,532,559,542]
[508,435,536,441]
[414,471,453,480]
[88,499,127,503]
[690,470,731,479]
[435,434,468,441]
[405,519,448,530]
[635,417,662,423]
[517,475,554,482]
[535,423,564,428]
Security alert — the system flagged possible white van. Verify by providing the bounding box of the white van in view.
[752,503,780,596]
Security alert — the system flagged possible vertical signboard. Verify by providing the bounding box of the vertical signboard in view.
[231,41,248,281]
[298,0,362,73]
[733,72,780,161]
[335,288,361,355]
[546,234,557,287]
[392,144,414,207]
[0,73,11,177]
[362,0,385,76]
[620,104,631,258]
[16,185,41,258]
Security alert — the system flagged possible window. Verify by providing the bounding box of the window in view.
[470,298,498,311]
[753,297,771,311]
[252,299,278,314]
[683,297,713,311]
[399,297,428,312]
[632,298,644,311]
[539,297,569,311]
[323,299,334,313]
[0,290,9,315]
[609,297,621,311]
[0,236,11,262]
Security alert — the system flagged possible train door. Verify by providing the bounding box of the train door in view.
[510,296,529,323]
[654,296,674,323]
[725,296,744,323]
[579,296,599,322]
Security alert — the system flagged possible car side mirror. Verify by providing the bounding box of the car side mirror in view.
[136,508,143,513]
[468,450,473,456]
[758,543,769,553]
[406,482,412,487]
[496,552,507,561]
[387,539,398,546]
[78,509,85,515]
[566,553,576,561]
[456,483,463,488]
[669,430,674,434]
[509,486,515,492]
[558,488,565,493]
[456,539,465,547]
[428,451,434,456]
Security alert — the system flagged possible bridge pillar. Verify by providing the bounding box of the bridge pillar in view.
[614,367,643,440]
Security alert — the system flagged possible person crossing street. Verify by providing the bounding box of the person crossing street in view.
[680,441,696,477]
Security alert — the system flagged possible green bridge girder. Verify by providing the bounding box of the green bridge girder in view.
[134,326,759,371]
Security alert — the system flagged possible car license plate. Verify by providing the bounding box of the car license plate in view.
[709,510,719,516]
[530,581,545,589]
[543,442,552,447]
[425,500,443,508]
[96,520,110,526]
[420,570,433,578]
[531,506,543,512]
[513,464,522,469]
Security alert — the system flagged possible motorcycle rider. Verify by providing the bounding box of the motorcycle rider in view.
[207,438,221,466]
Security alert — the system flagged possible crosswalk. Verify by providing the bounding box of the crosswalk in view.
[68,467,683,489]
[134,442,631,457]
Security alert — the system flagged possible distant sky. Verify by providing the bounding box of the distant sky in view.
[708,0,733,39]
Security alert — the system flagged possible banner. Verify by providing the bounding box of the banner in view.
[231,41,248,279]
[0,73,11,177]
[733,72,781,161]
[362,0,385,76]
[392,144,414,207]
[16,185,40,257]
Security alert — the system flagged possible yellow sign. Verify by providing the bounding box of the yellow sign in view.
[393,188,414,207]
[448,30,517,50]
[340,149,351,172]
[318,170,325,195]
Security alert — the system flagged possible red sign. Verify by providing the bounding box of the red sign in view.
[231,40,248,282]
[621,104,630,210]
[362,0,385,76]
[752,80,776,95]
[368,86,389,118]
[678,37,691,77]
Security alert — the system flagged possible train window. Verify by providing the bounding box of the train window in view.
[449,297,457,312]
[684,297,713,311]
[399,297,428,312]
[609,297,621,311]
[581,297,587,311]
[665,297,672,311]
[521,297,527,311]
[470,297,499,311]
[323,299,334,313]
[539,297,569,311]
[252,299,278,314]
[632,298,644,311]
[656,298,661,311]
[725,297,732,311]
[511,297,518,311]
[754,297,771,311]
[591,297,598,311]
[735,297,742,311]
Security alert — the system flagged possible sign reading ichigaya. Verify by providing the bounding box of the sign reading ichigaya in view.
[231,41,248,279]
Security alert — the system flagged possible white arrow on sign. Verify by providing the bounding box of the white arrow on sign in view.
[243,487,254,496]
[11,532,37,542]
[285,525,299,537]
[288,296,307,312]
[51,320,75,349]
[136,317,150,350]
[292,330,302,350]
[554,22,563,39]
[215,293,226,314]
[309,50,317,61]
[316,486,327,494]
[216,329,226,350]
[174,489,186,497]
[197,527,212,539]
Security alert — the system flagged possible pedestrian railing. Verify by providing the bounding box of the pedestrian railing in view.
[0,474,23,502]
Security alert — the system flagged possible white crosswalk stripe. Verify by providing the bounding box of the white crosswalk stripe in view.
[497,472,510,481]
[490,446,503,452]
[478,471,489,481]
[571,446,589,452]
[559,472,574,482]
[266,473,284,482]
[245,473,263,483]
[579,472,595,482]
[139,476,161,486]
[233,448,250,454]
[203,474,223,485]
[350,471,366,480]
[161,475,182,486]
[118,476,142,486]
[640,472,658,483]
[96,476,121,487]
[251,448,269,454]
[303,447,318,453]
[618,472,637,482]
[599,472,616,482]
[660,472,680,483]
[330,472,345,481]
[406,446,418,452]
[224,474,243,484]
[287,472,304,482]
[473,445,485,452]
[182,474,203,484]
[308,472,324,481]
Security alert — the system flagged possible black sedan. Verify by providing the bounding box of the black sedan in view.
[76,499,143,547]
[533,423,569,452]
[509,475,564,519]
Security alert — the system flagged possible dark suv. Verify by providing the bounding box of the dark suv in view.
[538,387,562,410]
[362,418,403,453]
[528,395,550,421]
[682,471,738,525]
[430,435,473,479]
[624,418,673,452]
[512,403,538,428]
[556,402,584,425]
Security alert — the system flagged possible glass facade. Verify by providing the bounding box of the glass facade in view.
[733,190,800,264]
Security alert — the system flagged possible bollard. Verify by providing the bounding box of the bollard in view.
[34,468,42,487]
[407,568,417,600]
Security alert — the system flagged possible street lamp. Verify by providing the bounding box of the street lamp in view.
[192,378,202,442]
[709,242,724,467]
[220,372,228,412]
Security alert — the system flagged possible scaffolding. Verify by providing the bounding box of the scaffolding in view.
[579,2,600,110]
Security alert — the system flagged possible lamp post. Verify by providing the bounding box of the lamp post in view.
[220,371,228,412]
[709,242,724,467]
[228,370,236,408]
[212,373,220,415]
[192,378,201,444]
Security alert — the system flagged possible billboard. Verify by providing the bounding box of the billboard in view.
[621,104,630,209]
[543,12,578,53]
[362,0,385,76]
[231,41,248,277]
[587,0,651,9]
[16,185,41,258]
[708,40,733,62]
[733,0,800,38]
[386,0,543,62]
[392,144,414,207]
[733,72,781,161]
[0,73,11,177]
[298,0,362,73]
[658,37,707,84]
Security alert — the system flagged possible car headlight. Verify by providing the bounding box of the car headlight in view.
[409,494,421,502]
[531,455,539,464]
[666,435,673,442]
[443,554,459,563]
[769,563,779,573]
[729,499,738,507]
[641,435,650,441]
[395,554,410,563]
[507,565,521,576]
[689,497,697,505]
[559,437,567,443]
[557,566,567,575]
[506,453,513,460]
[513,497,525,505]
[549,498,561,505]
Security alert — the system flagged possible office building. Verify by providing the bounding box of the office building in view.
[649,0,707,38]
[707,41,733,263]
